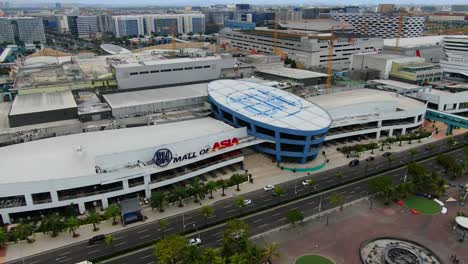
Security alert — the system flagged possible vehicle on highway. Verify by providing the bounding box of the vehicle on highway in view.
[244,199,252,205]
[263,185,275,191]
[302,180,311,186]
[189,238,201,246]
[143,197,149,205]
[383,152,392,157]
[88,235,105,245]
[366,156,375,162]
[348,159,360,167]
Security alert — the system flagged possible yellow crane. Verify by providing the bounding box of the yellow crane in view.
[273,18,287,60]
[394,14,404,53]
[171,21,176,51]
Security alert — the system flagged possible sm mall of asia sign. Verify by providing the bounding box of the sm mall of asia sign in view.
[153,137,240,167]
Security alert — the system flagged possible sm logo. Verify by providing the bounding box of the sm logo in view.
[153,148,173,167]
[211,137,239,152]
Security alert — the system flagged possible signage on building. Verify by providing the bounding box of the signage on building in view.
[153,137,240,167]
[0,198,25,209]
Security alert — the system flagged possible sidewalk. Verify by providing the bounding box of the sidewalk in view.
[3,131,456,262]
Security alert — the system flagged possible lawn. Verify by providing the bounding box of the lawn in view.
[404,196,441,215]
[296,255,334,264]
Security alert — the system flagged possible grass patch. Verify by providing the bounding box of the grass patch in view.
[404,196,441,215]
[296,255,334,264]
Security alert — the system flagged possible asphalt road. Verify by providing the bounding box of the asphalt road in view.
[6,134,467,264]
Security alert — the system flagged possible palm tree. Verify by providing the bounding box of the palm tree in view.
[432,174,447,197]
[170,186,188,207]
[200,205,215,223]
[230,173,247,191]
[379,139,386,151]
[262,242,280,263]
[105,204,121,225]
[217,179,229,197]
[329,192,345,211]
[14,221,34,243]
[230,253,248,264]
[190,178,206,203]
[0,228,7,248]
[246,243,262,264]
[273,186,285,201]
[409,149,417,162]
[40,214,64,237]
[105,234,114,247]
[202,247,223,264]
[150,191,166,212]
[159,219,169,238]
[397,136,403,146]
[447,136,456,148]
[66,216,80,238]
[87,211,101,232]
[206,180,218,199]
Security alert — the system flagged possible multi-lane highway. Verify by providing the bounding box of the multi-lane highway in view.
[6,134,466,264]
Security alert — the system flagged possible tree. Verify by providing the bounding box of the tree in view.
[0,228,7,248]
[169,186,188,207]
[431,173,447,197]
[87,211,101,232]
[151,191,167,212]
[66,216,80,238]
[273,185,285,200]
[409,149,418,162]
[222,219,250,258]
[235,196,247,211]
[262,242,280,263]
[105,234,114,247]
[159,219,170,238]
[230,253,248,264]
[329,192,345,211]
[230,173,247,192]
[217,179,229,197]
[394,182,414,200]
[246,243,262,264]
[369,176,393,195]
[305,178,316,192]
[286,209,304,226]
[202,247,224,264]
[190,178,206,203]
[336,171,344,180]
[379,139,386,151]
[40,214,64,237]
[14,221,34,242]
[105,204,121,225]
[447,136,456,148]
[206,180,218,199]
[153,235,190,264]
[201,205,215,223]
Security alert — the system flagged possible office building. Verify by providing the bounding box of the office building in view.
[440,36,468,81]
[452,5,468,12]
[377,4,396,13]
[331,13,426,38]
[382,36,446,63]
[276,9,302,21]
[0,17,46,44]
[111,14,205,37]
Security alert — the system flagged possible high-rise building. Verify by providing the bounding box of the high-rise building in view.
[111,14,205,37]
[276,9,302,21]
[452,5,468,12]
[377,4,396,13]
[331,13,426,38]
[0,17,46,44]
[440,36,468,80]
[236,4,250,11]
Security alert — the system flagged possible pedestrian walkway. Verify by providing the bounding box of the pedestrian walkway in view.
[3,132,453,262]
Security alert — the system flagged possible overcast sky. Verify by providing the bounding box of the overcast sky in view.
[10,0,466,7]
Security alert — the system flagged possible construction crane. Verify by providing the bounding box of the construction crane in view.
[394,14,404,53]
[273,18,287,60]
[326,30,335,89]
[171,21,177,51]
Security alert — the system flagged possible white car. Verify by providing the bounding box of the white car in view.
[263,185,275,191]
[244,199,252,205]
[189,238,201,246]
[302,180,310,186]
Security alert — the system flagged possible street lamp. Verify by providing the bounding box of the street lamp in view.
[193,223,200,239]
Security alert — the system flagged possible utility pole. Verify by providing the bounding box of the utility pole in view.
[193,223,200,239]
[318,195,323,218]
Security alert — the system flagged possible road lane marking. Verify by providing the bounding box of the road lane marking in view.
[278,217,286,222]
[258,223,269,228]
[115,242,127,247]
[227,209,237,213]
[57,258,72,263]
[166,227,174,232]
[262,198,273,202]
[140,234,151,239]
[137,229,148,234]
[87,249,100,254]
[140,254,152,260]
[253,218,263,223]
[272,212,281,217]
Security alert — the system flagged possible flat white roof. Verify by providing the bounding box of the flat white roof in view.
[256,67,328,80]
[115,55,224,68]
[369,79,422,90]
[0,117,234,184]
[208,79,332,131]
[9,91,77,116]
[384,35,466,48]
[103,83,208,109]
[455,216,468,229]
[307,88,425,111]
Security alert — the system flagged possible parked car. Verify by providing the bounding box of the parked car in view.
[88,235,105,245]
[348,159,360,167]
[189,238,201,246]
[143,197,149,205]
[383,152,392,157]
[244,199,252,205]
[302,180,310,186]
[263,185,275,191]
[365,156,375,162]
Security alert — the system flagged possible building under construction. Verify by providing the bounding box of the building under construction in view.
[220,24,383,70]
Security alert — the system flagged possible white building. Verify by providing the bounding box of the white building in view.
[440,36,468,80]
[0,117,264,224]
[220,28,383,69]
[382,36,446,63]
[112,54,237,90]
[331,13,426,38]
[307,88,427,141]
[111,14,205,37]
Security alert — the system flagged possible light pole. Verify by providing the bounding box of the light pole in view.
[318,195,323,218]
[182,213,185,232]
[193,223,200,239]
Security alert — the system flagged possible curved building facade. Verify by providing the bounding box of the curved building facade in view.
[208,80,332,163]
